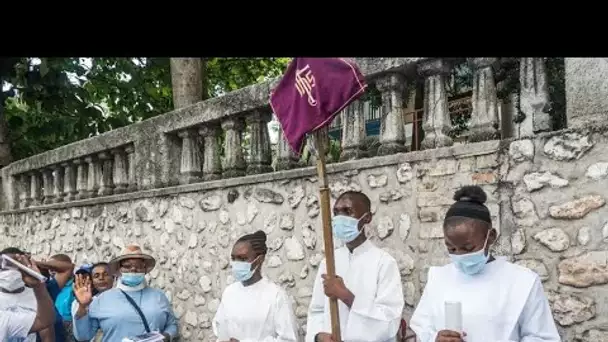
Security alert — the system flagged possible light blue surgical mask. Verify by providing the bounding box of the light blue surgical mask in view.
[231,256,260,283]
[120,272,146,287]
[332,213,368,243]
[449,230,493,276]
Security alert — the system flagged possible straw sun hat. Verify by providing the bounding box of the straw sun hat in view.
[108,244,156,274]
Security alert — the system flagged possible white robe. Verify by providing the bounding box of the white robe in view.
[0,288,37,342]
[409,257,561,342]
[305,239,404,342]
[212,277,300,342]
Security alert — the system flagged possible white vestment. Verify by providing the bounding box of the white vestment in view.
[305,239,404,342]
[0,288,37,342]
[213,277,300,342]
[409,257,561,342]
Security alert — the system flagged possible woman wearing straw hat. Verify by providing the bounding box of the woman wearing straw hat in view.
[71,244,178,342]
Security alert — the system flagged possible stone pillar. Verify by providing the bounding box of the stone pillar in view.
[112,148,129,193]
[519,58,552,135]
[85,156,100,198]
[275,126,298,170]
[125,145,137,192]
[9,175,19,210]
[177,129,203,184]
[29,172,41,206]
[62,162,77,202]
[199,124,222,181]
[566,58,608,129]
[42,168,55,204]
[246,109,273,175]
[221,118,246,178]
[97,152,114,196]
[52,165,64,203]
[419,58,454,150]
[468,58,500,142]
[170,58,203,109]
[74,159,88,200]
[376,73,407,155]
[19,174,30,208]
[340,100,366,161]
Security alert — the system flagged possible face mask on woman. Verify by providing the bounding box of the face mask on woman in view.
[0,269,25,292]
[449,230,493,275]
[230,256,260,283]
[120,273,146,287]
[332,213,368,243]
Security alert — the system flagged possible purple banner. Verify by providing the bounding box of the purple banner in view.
[269,58,368,156]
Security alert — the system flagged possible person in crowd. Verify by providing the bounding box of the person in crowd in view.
[36,253,75,342]
[90,262,114,294]
[1,248,74,342]
[0,248,39,342]
[213,230,299,342]
[55,263,93,342]
[409,185,561,342]
[71,244,178,342]
[70,262,113,342]
[305,191,405,342]
[0,253,56,341]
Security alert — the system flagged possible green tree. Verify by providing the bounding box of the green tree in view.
[0,57,291,165]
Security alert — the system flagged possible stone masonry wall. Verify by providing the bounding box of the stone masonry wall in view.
[2,128,608,341]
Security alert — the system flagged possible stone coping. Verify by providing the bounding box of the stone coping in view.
[2,58,427,176]
[0,138,499,215]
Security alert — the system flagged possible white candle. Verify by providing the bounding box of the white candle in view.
[445,301,462,332]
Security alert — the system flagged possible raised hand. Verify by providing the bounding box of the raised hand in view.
[73,274,93,306]
[14,254,44,287]
[435,330,466,342]
[316,333,335,342]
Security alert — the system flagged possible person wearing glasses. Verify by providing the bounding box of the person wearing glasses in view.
[71,244,178,342]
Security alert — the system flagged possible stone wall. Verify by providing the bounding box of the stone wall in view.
[3,127,608,341]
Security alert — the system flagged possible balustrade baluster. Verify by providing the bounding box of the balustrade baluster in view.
[74,159,88,200]
[112,148,129,192]
[177,129,203,184]
[275,126,298,170]
[42,168,55,204]
[469,58,500,142]
[419,58,454,149]
[98,152,114,196]
[85,156,100,198]
[221,118,246,178]
[29,172,41,206]
[246,109,273,175]
[376,73,408,155]
[52,165,64,203]
[199,124,222,181]
[340,100,367,161]
[125,145,137,192]
[519,57,552,135]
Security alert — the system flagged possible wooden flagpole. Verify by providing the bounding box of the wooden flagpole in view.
[311,127,342,342]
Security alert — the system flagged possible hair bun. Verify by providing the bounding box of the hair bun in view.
[453,185,487,204]
[252,230,267,242]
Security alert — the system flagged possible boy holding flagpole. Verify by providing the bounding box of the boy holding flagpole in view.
[270,58,404,342]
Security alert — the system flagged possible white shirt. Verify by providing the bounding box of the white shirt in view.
[0,288,37,342]
[213,277,300,342]
[409,257,561,342]
[0,306,36,342]
[305,239,404,342]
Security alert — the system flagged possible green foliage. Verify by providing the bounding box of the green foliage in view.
[207,58,291,96]
[0,57,291,163]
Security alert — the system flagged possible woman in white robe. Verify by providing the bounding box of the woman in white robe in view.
[409,186,561,342]
[213,230,300,342]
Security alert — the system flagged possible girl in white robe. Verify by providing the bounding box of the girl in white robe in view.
[213,230,300,342]
[409,186,561,342]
